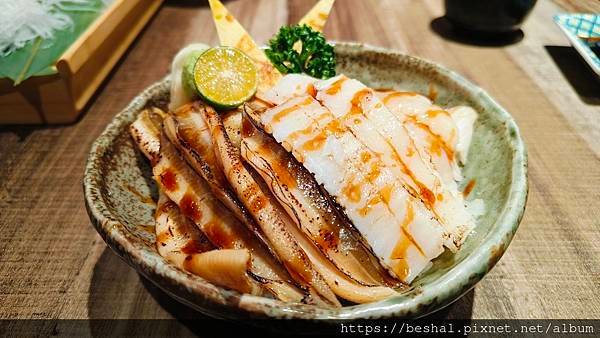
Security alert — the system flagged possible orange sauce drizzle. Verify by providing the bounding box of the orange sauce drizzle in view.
[357,184,393,216]
[298,118,345,152]
[179,193,203,223]
[425,109,450,119]
[325,77,346,95]
[306,83,317,97]
[409,116,455,160]
[323,119,346,137]
[360,151,372,163]
[341,180,362,203]
[419,186,436,209]
[386,139,436,208]
[380,185,393,204]
[391,259,409,281]
[159,168,178,192]
[272,97,313,124]
[390,202,427,279]
[301,132,327,152]
[463,179,476,198]
[287,124,315,143]
[390,203,416,280]
[315,112,332,123]
[203,220,235,249]
[358,195,381,216]
[349,89,370,116]
[382,91,419,105]
[365,162,381,183]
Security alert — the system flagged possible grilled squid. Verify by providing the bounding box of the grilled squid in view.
[129,69,480,302]
[154,133,306,302]
[129,108,304,302]
[129,107,167,164]
[163,103,261,242]
[250,93,445,282]
[201,104,341,307]
[240,111,402,303]
[155,192,262,295]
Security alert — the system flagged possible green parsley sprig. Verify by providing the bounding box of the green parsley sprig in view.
[265,24,336,79]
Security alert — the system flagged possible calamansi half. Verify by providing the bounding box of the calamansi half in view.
[193,46,258,110]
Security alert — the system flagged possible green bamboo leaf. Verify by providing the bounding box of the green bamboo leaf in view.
[14,38,42,85]
[0,1,105,85]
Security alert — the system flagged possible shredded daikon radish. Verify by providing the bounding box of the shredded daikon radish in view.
[0,0,109,57]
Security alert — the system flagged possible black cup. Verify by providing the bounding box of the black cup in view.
[445,0,537,34]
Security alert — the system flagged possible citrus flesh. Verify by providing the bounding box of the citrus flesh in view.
[193,47,258,109]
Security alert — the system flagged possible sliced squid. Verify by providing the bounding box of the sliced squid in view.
[130,110,305,302]
[130,109,293,297]
[261,73,318,105]
[376,91,462,183]
[131,66,480,299]
[376,90,478,166]
[375,89,432,116]
[240,112,400,303]
[129,107,167,164]
[376,92,461,188]
[155,192,262,295]
[164,103,261,241]
[153,133,307,302]
[222,109,244,148]
[201,104,341,307]
[251,95,446,283]
[265,75,475,192]
[315,75,474,250]
[240,110,401,283]
[447,106,478,164]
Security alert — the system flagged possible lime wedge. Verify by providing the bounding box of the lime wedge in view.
[193,47,258,109]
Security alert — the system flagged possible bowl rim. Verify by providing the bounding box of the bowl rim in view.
[83,42,528,320]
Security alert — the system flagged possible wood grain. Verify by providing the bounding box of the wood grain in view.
[0,0,598,326]
[552,0,600,13]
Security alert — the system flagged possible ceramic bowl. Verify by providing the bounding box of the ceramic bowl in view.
[84,42,528,320]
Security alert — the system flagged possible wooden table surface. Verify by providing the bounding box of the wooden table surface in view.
[1,0,599,326]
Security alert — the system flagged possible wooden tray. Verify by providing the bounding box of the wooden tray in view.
[0,0,163,124]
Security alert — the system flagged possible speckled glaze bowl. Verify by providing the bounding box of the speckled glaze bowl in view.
[84,43,528,320]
